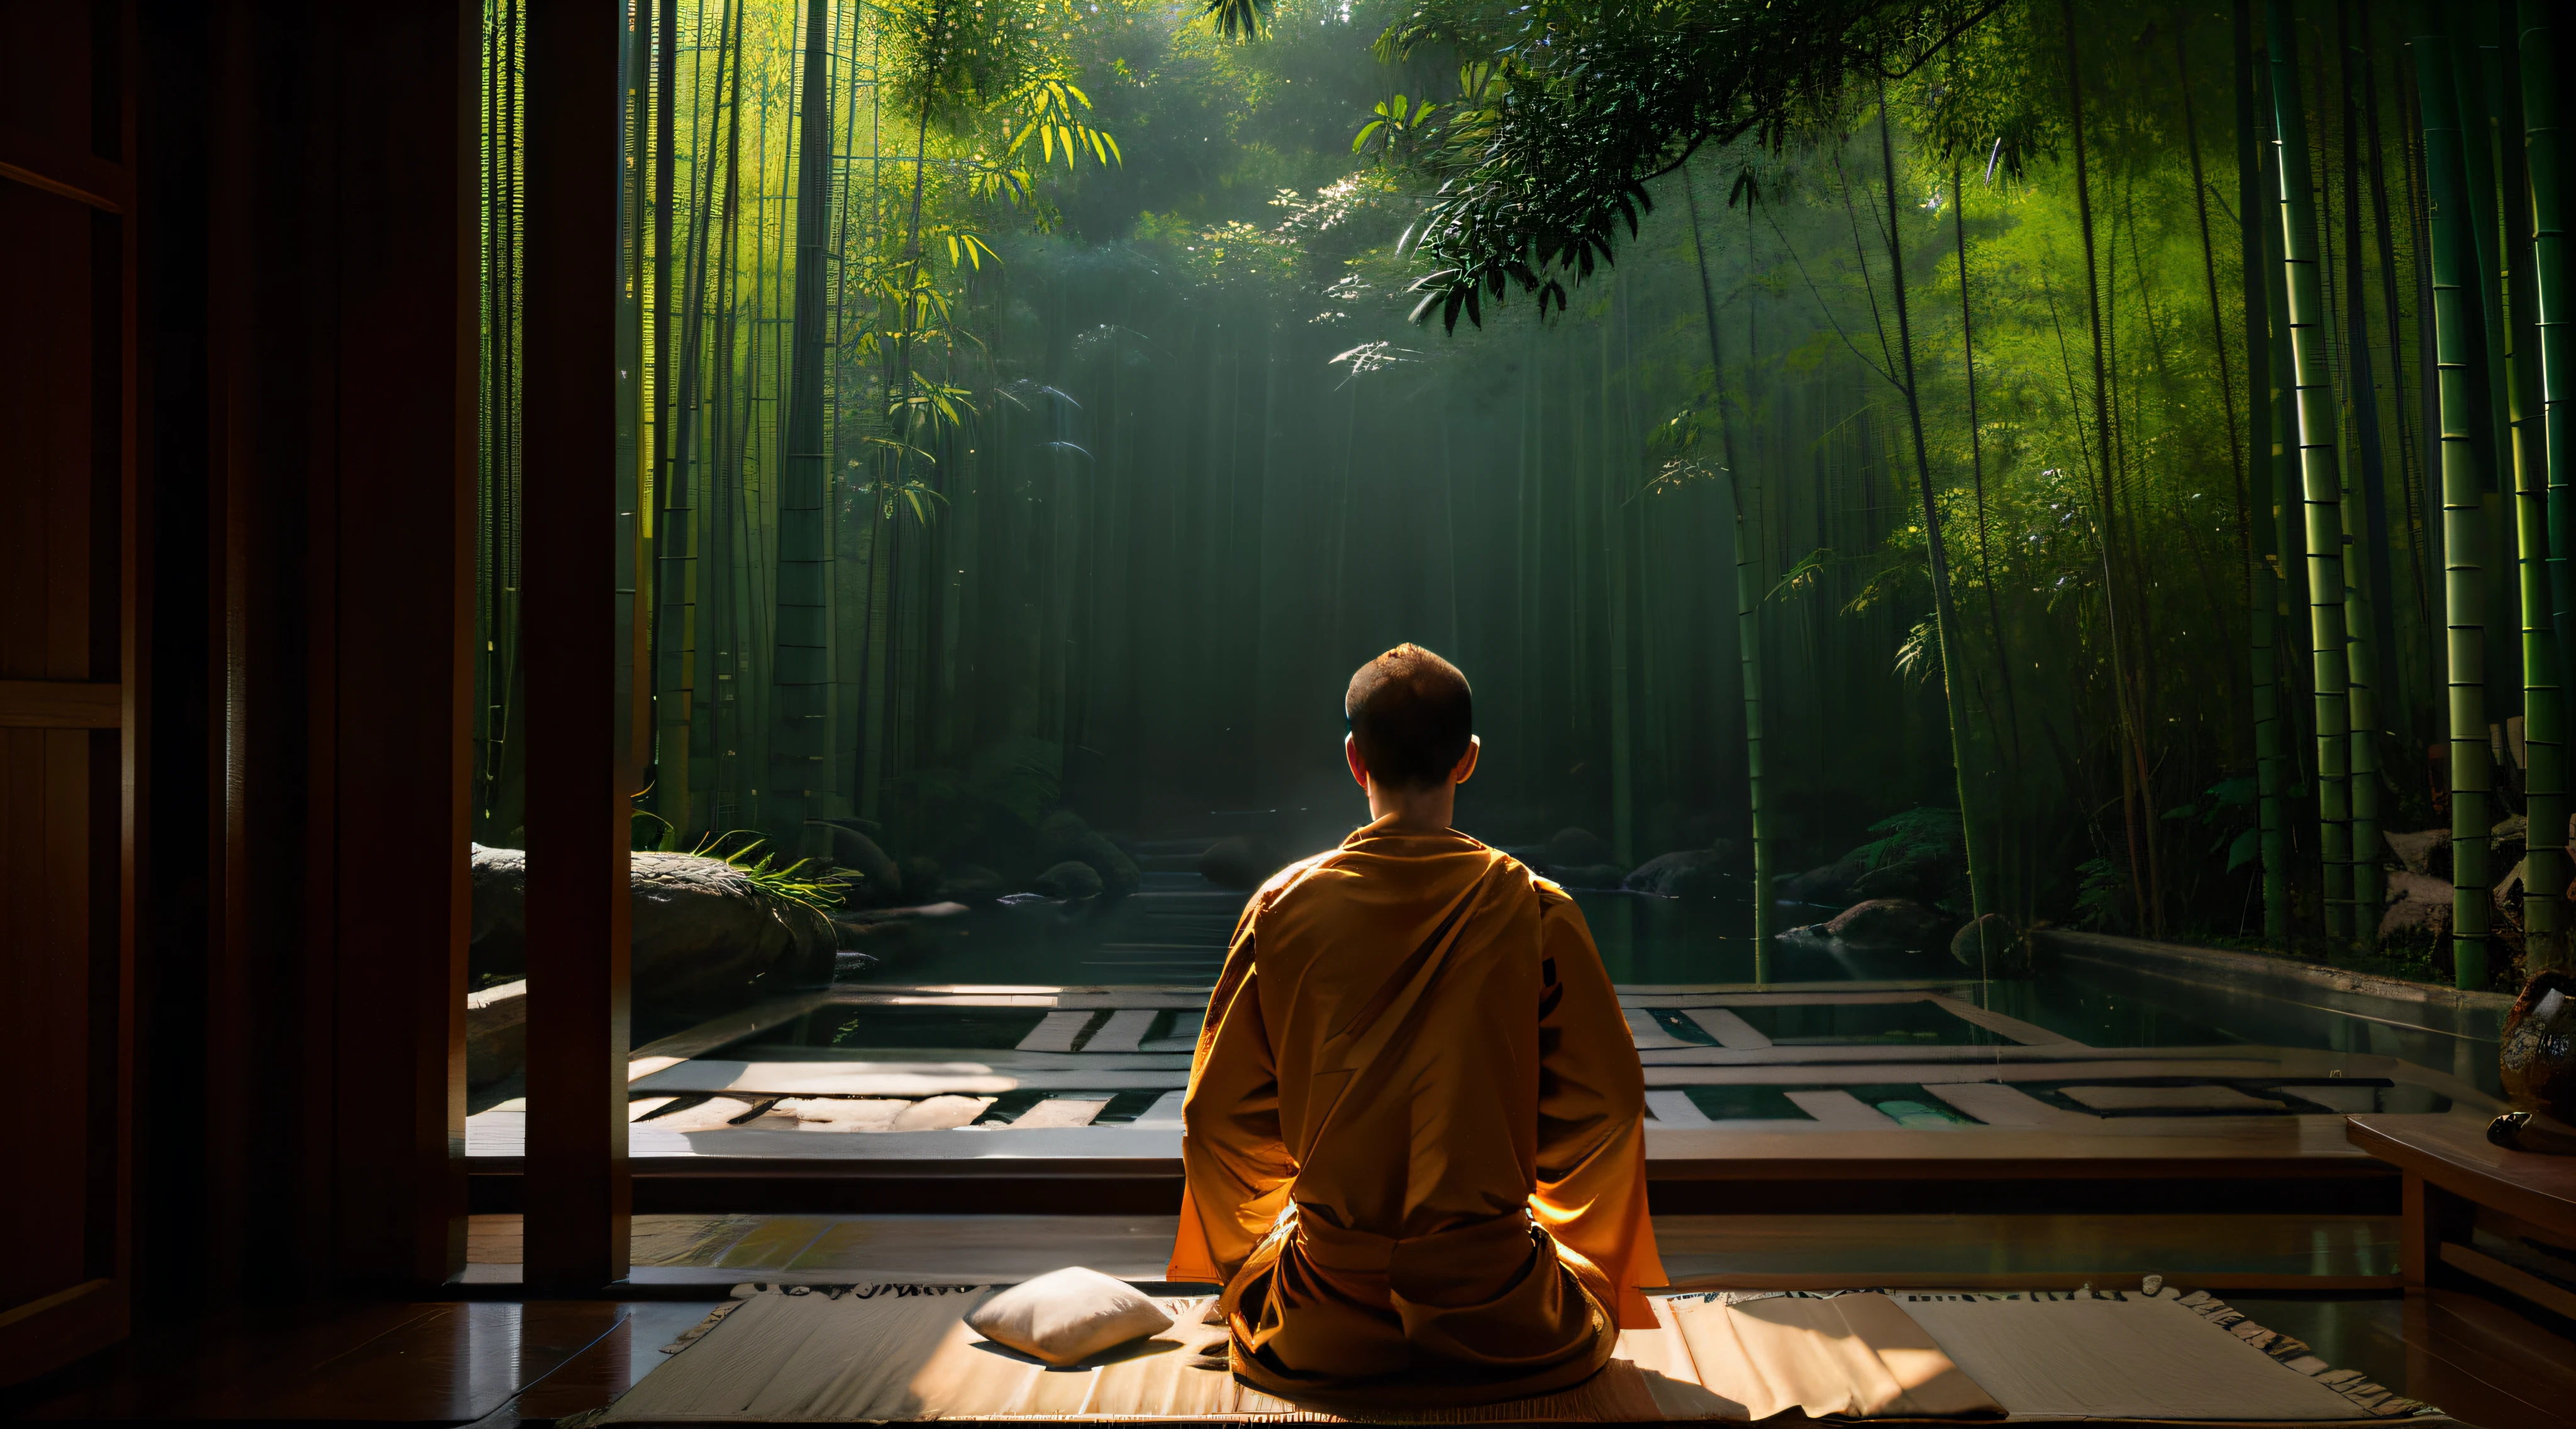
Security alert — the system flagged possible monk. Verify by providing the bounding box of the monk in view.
[1167,643,1664,1406]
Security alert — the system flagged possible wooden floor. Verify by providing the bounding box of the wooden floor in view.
[462,1211,2406,1290]
[5,1295,721,1425]
[9,1285,2570,1428]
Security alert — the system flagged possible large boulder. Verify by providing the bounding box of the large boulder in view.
[470,844,836,1012]
[1852,852,1955,903]
[936,864,1006,903]
[1947,912,2025,974]
[470,843,527,951]
[628,852,837,1006]
[2385,828,2450,879]
[1545,827,1618,871]
[2379,869,2453,945]
[1199,835,1287,891]
[1818,898,1949,951]
[1624,848,1735,899]
[1779,857,1870,908]
[2492,815,2531,876]
[810,820,901,903]
[899,855,946,904]
[1039,811,1141,895]
[1033,859,1104,900]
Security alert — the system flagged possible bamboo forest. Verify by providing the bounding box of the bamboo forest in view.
[468,0,2576,1015]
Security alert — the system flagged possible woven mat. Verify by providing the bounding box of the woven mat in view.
[577,1284,2439,1425]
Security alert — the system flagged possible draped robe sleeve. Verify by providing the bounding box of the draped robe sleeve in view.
[1529,885,1665,1327]
[1169,898,1294,1285]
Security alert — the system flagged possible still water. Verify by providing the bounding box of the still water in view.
[816,867,2502,1099]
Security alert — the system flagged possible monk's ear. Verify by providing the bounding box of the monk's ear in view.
[1451,736,1480,786]
[1344,733,1370,791]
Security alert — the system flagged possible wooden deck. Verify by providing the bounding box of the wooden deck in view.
[461,982,2494,1216]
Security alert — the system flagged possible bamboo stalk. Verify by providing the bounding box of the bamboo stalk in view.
[618,0,652,808]
[2061,0,2154,932]
[2262,46,2315,929]
[2238,0,2291,943]
[1684,165,1773,959]
[2360,2,2431,670]
[2268,0,2358,945]
[2412,0,2494,988]
[772,0,836,854]
[2522,0,2571,972]
[1875,77,1989,931]
[2334,0,2387,939]
[1955,158,2026,952]
[1604,284,1635,868]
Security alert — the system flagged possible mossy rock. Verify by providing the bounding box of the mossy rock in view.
[1033,860,1104,900]
[470,844,835,1013]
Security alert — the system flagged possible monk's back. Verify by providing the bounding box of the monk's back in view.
[1167,643,1659,1404]
[1245,826,1555,1240]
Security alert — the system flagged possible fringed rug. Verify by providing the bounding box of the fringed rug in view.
[565,1283,2441,1425]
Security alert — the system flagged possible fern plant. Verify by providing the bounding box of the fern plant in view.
[632,811,847,914]
[699,835,847,914]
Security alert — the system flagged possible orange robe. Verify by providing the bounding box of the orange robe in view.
[1166,816,1665,1406]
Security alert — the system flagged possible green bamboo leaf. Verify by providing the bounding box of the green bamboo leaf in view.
[1194,0,1270,42]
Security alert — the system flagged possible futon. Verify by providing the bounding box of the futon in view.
[570,1282,2440,1425]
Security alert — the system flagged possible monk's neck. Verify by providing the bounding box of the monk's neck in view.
[1361,785,1457,835]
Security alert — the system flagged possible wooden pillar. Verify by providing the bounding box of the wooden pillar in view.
[325,0,479,1289]
[521,0,632,1291]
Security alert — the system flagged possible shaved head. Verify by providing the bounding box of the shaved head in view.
[1344,643,1474,790]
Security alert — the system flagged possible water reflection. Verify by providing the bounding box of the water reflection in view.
[819,884,2502,1097]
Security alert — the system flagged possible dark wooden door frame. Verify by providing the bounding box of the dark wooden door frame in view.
[4,6,491,1364]
[521,0,637,1293]
[0,0,138,1382]
[117,0,479,1319]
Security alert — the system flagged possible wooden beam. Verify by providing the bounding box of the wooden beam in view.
[520,0,631,1292]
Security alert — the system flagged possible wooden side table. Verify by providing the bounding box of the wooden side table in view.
[2346,1113,2576,1321]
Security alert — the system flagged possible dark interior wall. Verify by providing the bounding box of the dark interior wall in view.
[128,0,475,1311]
[0,0,136,1373]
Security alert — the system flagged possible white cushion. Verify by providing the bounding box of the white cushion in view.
[966,1267,1174,1366]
